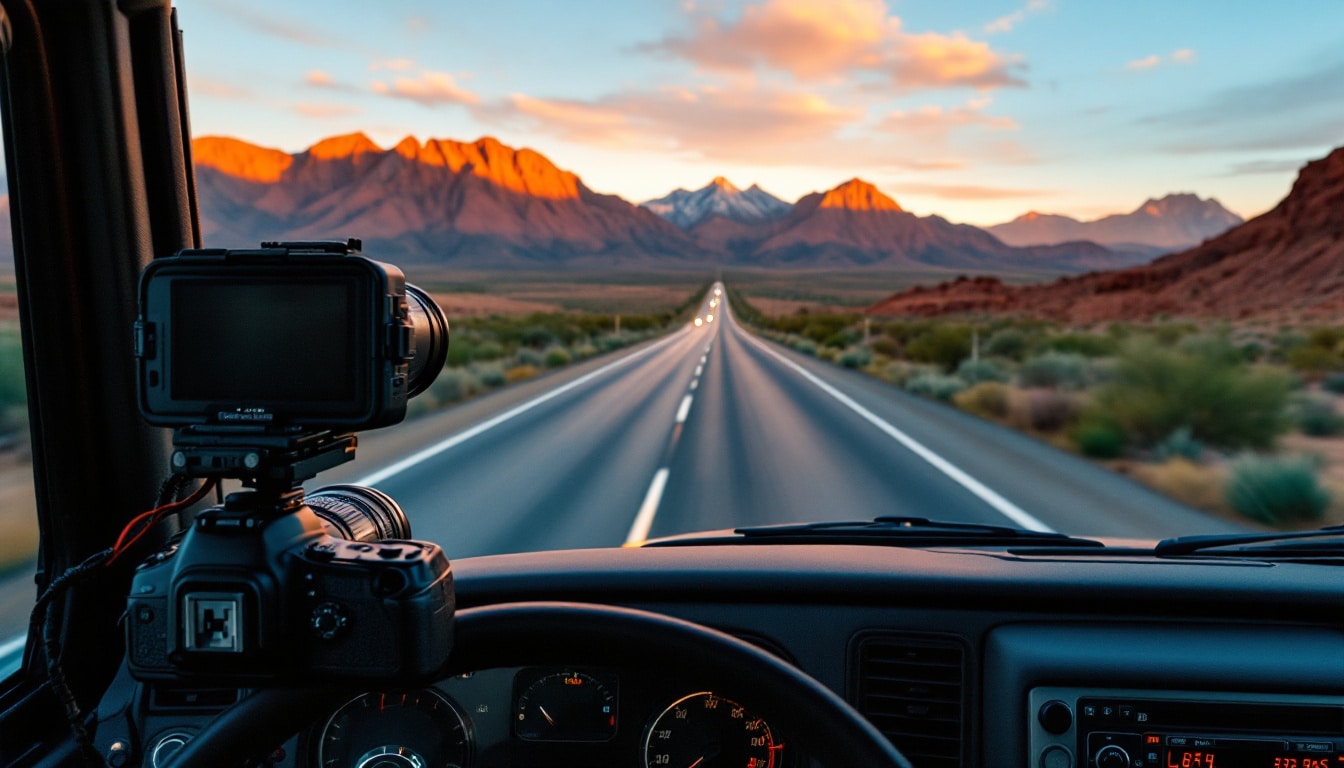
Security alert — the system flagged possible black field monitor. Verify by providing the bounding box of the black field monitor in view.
[135,241,447,432]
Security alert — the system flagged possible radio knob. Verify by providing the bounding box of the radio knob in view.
[1095,745,1131,768]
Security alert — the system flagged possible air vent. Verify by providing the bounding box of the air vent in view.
[852,634,965,768]
[150,686,239,710]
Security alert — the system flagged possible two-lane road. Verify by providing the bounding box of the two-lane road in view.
[324,282,1241,560]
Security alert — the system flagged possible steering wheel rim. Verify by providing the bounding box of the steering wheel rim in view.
[166,601,911,768]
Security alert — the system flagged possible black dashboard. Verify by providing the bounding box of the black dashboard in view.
[101,544,1344,768]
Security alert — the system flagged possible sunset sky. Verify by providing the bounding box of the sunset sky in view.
[173,0,1344,225]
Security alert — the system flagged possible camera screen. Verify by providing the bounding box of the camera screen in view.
[171,281,358,403]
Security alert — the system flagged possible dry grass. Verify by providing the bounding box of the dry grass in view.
[746,297,859,317]
[1124,458,1230,516]
[432,292,562,317]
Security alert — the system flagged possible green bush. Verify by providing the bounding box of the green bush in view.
[792,338,818,356]
[1017,352,1090,390]
[953,382,1010,419]
[904,372,967,402]
[544,347,572,368]
[515,348,545,368]
[430,367,482,404]
[839,346,872,368]
[1089,341,1290,450]
[1071,416,1127,458]
[956,358,1008,385]
[1225,455,1329,525]
[1292,395,1343,436]
[984,328,1028,361]
[869,337,898,357]
[473,340,505,360]
[1153,427,1204,461]
[473,363,507,388]
[1287,345,1344,373]
[1046,333,1117,358]
[905,325,972,371]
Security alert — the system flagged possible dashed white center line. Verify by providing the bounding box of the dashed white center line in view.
[694,365,703,376]
[626,468,670,544]
[675,394,694,423]
[689,379,698,391]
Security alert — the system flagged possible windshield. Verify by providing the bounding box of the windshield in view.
[3,0,1344,658]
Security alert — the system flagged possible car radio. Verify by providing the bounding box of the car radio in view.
[1028,688,1344,768]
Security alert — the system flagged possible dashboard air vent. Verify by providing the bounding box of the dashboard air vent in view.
[853,634,965,768]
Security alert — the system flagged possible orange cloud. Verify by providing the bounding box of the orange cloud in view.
[370,58,415,72]
[1128,49,1196,71]
[985,0,1049,34]
[372,71,479,107]
[193,76,252,100]
[304,70,336,87]
[1126,55,1161,71]
[294,103,362,118]
[646,0,1024,90]
[878,99,1018,138]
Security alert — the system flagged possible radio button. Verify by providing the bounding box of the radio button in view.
[1095,745,1131,768]
[1039,700,1073,735]
[1041,746,1073,768]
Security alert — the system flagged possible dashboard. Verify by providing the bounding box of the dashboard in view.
[98,543,1344,768]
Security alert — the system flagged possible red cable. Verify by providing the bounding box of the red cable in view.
[106,479,217,566]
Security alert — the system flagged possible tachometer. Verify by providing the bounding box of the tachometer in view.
[643,691,781,768]
[317,689,471,768]
[513,669,619,742]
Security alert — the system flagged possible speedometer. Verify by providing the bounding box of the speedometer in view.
[643,691,781,768]
[316,689,471,768]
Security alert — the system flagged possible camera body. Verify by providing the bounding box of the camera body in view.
[126,491,454,684]
[134,239,446,433]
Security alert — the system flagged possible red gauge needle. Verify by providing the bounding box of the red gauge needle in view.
[686,757,704,768]
[539,706,556,727]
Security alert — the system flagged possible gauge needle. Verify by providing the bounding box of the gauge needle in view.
[686,757,704,768]
[539,706,556,727]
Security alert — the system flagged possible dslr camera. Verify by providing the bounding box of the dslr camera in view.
[125,240,455,685]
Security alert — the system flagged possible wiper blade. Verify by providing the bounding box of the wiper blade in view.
[1155,525,1344,557]
[647,516,1101,548]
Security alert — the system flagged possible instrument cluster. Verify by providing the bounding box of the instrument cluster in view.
[305,666,787,768]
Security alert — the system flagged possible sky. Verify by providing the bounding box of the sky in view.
[169,0,1344,226]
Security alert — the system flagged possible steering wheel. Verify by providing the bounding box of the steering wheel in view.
[166,602,912,768]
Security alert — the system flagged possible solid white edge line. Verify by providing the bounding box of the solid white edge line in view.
[675,394,694,423]
[354,329,689,486]
[626,468,670,544]
[740,328,1054,533]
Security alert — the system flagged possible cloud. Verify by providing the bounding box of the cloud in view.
[499,84,860,161]
[985,0,1049,35]
[294,103,362,118]
[371,71,480,107]
[192,76,252,100]
[1127,49,1196,71]
[370,58,415,72]
[895,181,1052,200]
[877,98,1018,138]
[216,3,341,49]
[1223,159,1306,176]
[643,0,1025,91]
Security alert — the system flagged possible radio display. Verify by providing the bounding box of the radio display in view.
[1162,739,1340,768]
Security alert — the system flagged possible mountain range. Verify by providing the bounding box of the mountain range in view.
[190,132,1202,272]
[868,145,1344,321]
[986,194,1243,253]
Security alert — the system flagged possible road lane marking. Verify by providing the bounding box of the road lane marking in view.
[626,468,670,544]
[689,379,698,391]
[675,395,694,424]
[694,365,702,376]
[355,330,689,486]
[700,355,707,364]
[740,329,1054,533]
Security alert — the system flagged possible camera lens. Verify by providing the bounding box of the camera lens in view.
[306,485,412,542]
[404,284,449,398]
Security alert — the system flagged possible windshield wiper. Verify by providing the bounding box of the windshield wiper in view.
[1154,525,1344,558]
[643,516,1103,548]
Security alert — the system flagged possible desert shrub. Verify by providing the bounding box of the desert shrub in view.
[792,338,818,356]
[505,365,540,383]
[515,348,545,368]
[869,337,898,358]
[521,326,558,348]
[572,343,598,360]
[544,347,572,368]
[1153,427,1204,462]
[1292,394,1344,436]
[839,346,872,369]
[1177,335,1244,366]
[1307,326,1344,351]
[1046,333,1117,357]
[1090,341,1291,450]
[1286,345,1344,374]
[1017,352,1090,390]
[472,363,507,388]
[1225,455,1329,525]
[904,325,972,371]
[878,361,932,386]
[1071,416,1127,458]
[1133,458,1226,512]
[818,348,839,363]
[1024,389,1078,432]
[956,358,1008,385]
[904,372,966,402]
[984,328,1028,361]
[953,382,1010,419]
[1322,373,1344,394]
[430,367,482,404]
[473,340,505,360]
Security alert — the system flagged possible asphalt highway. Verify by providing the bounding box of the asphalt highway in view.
[321,282,1243,561]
